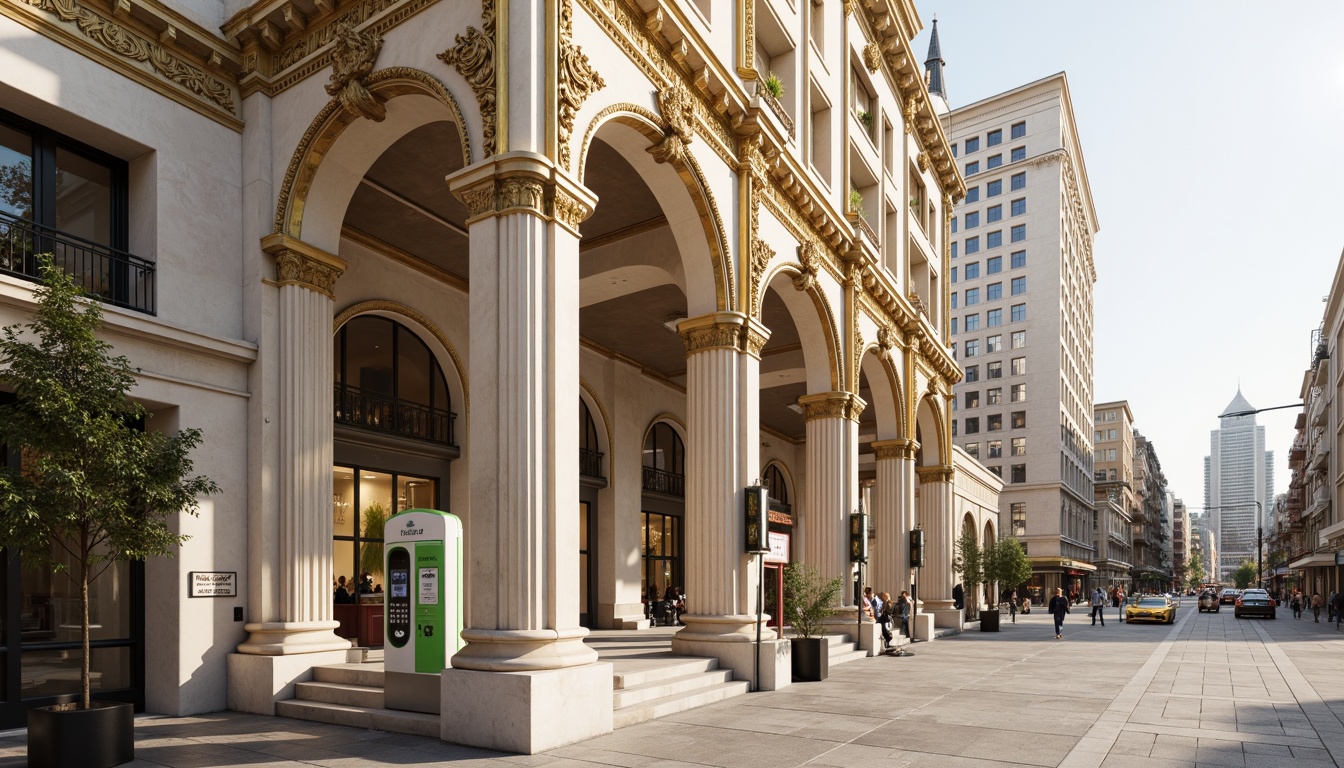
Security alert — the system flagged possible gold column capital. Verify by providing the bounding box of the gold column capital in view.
[446,152,597,235]
[260,233,347,299]
[872,438,919,461]
[678,312,770,359]
[796,391,866,423]
[915,465,955,484]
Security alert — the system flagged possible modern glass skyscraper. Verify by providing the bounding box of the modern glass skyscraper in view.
[1204,390,1275,581]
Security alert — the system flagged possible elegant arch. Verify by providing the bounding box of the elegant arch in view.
[761,461,795,507]
[333,300,468,421]
[914,393,948,467]
[274,68,473,245]
[859,346,904,441]
[577,105,731,316]
[763,267,843,393]
[579,379,613,460]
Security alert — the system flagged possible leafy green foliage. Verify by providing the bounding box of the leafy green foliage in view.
[955,528,983,609]
[0,257,218,708]
[1232,560,1256,590]
[782,562,842,639]
[986,537,1033,595]
[1185,551,1205,591]
[359,501,387,580]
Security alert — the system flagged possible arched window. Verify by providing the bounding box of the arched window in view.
[334,316,455,445]
[763,463,790,513]
[641,422,684,497]
[579,400,603,479]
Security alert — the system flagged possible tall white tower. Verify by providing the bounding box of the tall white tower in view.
[1204,390,1274,581]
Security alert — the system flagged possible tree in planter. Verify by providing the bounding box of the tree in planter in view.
[782,561,842,638]
[954,528,983,614]
[0,257,218,712]
[986,537,1034,604]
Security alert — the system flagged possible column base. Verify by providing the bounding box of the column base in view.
[440,663,613,754]
[910,613,936,642]
[931,608,964,630]
[449,627,597,672]
[227,649,350,715]
[236,621,351,656]
[820,616,882,656]
[671,615,788,690]
[599,602,650,630]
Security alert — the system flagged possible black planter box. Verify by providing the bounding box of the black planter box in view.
[980,609,1001,632]
[790,637,829,682]
[28,701,134,768]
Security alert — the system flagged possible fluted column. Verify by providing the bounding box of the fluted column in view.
[871,438,918,596]
[239,235,350,655]
[917,465,956,614]
[446,153,599,671]
[799,392,865,609]
[672,313,770,642]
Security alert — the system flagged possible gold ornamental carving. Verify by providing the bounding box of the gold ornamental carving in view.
[797,392,866,423]
[558,0,606,169]
[862,43,882,74]
[11,0,236,117]
[499,178,546,213]
[681,323,741,353]
[438,0,497,157]
[274,249,345,300]
[916,151,930,172]
[455,176,591,230]
[325,21,385,121]
[792,240,821,293]
[873,438,918,461]
[553,187,594,230]
[647,84,697,165]
[916,465,954,484]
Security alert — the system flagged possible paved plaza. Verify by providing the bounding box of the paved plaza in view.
[5,602,1344,767]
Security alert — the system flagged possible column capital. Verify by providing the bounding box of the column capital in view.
[446,151,597,236]
[260,233,347,299]
[872,438,919,461]
[915,464,955,484]
[796,391,866,422]
[678,312,770,359]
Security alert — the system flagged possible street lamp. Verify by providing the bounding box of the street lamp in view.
[1199,502,1264,589]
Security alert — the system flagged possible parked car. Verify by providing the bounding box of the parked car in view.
[1126,595,1177,624]
[1198,590,1220,613]
[1234,589,1276,620]
[1220,588,1241,605]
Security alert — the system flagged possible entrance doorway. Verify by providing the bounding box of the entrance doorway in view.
[763,563,784,628]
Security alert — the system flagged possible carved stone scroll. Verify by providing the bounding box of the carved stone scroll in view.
[325,21,385,121]
[558,0,605,168]
[439,0,497,157]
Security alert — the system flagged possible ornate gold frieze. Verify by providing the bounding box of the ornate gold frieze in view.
[325,21,384,121]
[5,0,240,127]
[872,438,918,461]
[797,392,865,423]
[558,0,606,169]
[437,0,496,157]
[647,84,696,165]
[262,234,347,299]
[916,465,954,484]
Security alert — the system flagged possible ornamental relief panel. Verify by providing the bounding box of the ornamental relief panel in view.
[326,21,385,121]
[558,0,607,169]
[437,0,497,157]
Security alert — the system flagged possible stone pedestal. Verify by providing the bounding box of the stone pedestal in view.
[910,612,936,642]
[227,649,349,715]
[931,607,964,630]
[441,664,613,754]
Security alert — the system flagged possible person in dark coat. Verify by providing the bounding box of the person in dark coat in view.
[952,582,964,610]
[1048,587,1070,639]
[1332,591,1344,630]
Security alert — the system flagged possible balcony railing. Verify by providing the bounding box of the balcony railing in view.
[0,211,156,314]
[642,466,685,497]
[334,385,456,446]
[579,448,605,479]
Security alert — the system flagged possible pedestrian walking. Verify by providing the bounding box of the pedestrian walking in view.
[1008,588,1018,624]
[1048,587,1070,639]
[1291,591,1303,620]
[1329,591,1338,624]
[1117,589,1126,622]
[1089,587,1106,626]
[877,591,894,651]
[896,591,912,639]
[1332,591,1344,630]
[1311,593,1323,623]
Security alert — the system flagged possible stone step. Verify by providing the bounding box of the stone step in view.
[613,680,750,729]
[276,699,439,738]
[612,668,734,709]
[823,634,868,666]
[313,663,386,688]
[295,680,384,709]
[612,657,719,690]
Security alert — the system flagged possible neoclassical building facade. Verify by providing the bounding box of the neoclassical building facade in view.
[0,0,984,751]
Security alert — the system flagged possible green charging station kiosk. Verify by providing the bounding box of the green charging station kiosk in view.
[384,508,463,714]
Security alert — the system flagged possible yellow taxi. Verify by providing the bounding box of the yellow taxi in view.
[1125,595,1176,624]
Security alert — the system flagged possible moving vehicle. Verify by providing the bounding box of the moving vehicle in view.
[1234,589,1276,619]
[1198,590,1220,613]
[1126,595,1177,624]
[1220,588,1241,605]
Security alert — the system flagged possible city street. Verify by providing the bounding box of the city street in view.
[4,601,1344,767]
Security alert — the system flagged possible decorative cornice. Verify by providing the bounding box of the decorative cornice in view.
[2,0,241,130]
[261,233,347,299]
[796,391,866,423]
[872,438,918,461]
[325,20,384,121]
[557,0,606,169]
[915,465,954,483]
[437,0,496,157]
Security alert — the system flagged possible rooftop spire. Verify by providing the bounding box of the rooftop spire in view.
[924,16,949,114]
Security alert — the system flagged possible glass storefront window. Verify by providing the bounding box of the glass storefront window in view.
[21,541,130,643]
[22,647,130,698]
[333,465,436,602]
[0,123,33,220]
[54,147,113,246]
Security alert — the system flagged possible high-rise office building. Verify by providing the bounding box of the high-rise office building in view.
[1204,391,1275,581]
[931,43,1100,600]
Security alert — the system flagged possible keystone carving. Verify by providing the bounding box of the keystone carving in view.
[647,83,696,165]
[325,21,385,121]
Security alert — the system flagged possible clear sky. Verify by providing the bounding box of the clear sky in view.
[912,2,1344,515]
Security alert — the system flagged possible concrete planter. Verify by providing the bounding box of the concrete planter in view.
[790,637,829,682]
[979,609,1001,632]
[28,700,134,768]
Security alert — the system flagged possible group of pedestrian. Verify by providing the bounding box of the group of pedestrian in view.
[861,587,912,652]
[1286,589,1344,628]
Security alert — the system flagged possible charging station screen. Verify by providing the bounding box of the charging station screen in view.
[387,547,412,648]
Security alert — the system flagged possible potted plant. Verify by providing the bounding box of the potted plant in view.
[0,257,218,768]
[762,72,785,100]
[359,500,388,595]
[782,562,842,681]
[985,537,1034,630]
[847,189,864,220]
[955,528,985,626]
[857,109,874,135]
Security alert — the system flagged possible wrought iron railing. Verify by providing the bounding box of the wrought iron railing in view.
[579,448,605,479]
[334,385,456,446]
[642,466,685,497]
[0,211,156,314]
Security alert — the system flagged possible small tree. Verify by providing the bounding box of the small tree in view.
[1232,559,1256,590]
[1186,551,1206,591]
[782,562,842,638]
[955,528,983,612]
[359,500,388,586]
[986,537,1034,602]
[0,257,218,710]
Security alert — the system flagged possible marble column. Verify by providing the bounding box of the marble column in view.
[917,465,959,626]
[799,392,865,611]
[238,235,350,656]
[870,438,917,597]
